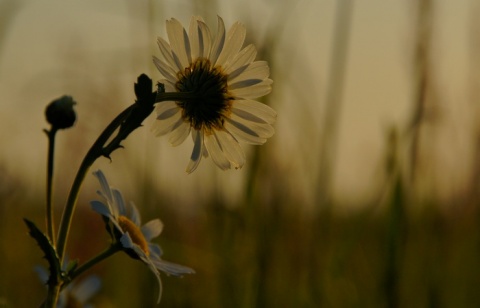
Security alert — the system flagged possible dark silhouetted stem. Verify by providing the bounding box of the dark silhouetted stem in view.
[45,127,58,244]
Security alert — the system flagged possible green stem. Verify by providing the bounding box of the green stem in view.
[56,106,135,262]
[50,89,191,307]
[44,284,61,308]
[45,127,58,244]
[56,90,192,262]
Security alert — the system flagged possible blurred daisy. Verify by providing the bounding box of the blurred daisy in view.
[90,170,194,303]
[36,265,101,308]
[153,16,276,173]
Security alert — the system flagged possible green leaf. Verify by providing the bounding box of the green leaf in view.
[24,219,62,286]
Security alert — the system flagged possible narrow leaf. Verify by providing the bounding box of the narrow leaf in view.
[24,219,62,286]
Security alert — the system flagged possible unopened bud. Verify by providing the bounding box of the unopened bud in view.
[45,95,77,129]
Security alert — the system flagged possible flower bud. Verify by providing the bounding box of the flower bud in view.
[45,95,77,129]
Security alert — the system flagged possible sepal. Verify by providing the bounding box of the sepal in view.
[102,74,158,158]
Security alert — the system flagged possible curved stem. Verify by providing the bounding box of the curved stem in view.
[56,106,135,262]
[56,90,190,262]
[68,242,122,283]
[51,89,191,307]
[45,127,58,244]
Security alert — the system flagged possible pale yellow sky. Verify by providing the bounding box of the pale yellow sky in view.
[0,0,477,210]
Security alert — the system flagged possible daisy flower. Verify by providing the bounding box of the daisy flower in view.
[90,170,194,303]
[153,16,276,173]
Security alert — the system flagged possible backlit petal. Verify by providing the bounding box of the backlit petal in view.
[151,257,196,276]
[209,16,226,65]
[152,110,182,136]
[230,78,273,99]
[157,37,181,72]
[224,118,267,145]
[215,130,246,169]
[129,201,141,226]
[224,44,257,74]
[141,219,164,241]
[233,100,277,124]
[153,56,177,81]
[168,121,191,146]
[216,21,246,67]
[229,61,270,84]
[166,18,190,69]
[197,20,212,58]
[186,129,204,173]
[204,132,231,170]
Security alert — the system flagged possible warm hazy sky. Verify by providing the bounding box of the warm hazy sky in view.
[0,0,477,209]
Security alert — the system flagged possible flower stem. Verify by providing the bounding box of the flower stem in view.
[68,242,122,283]
[50,81,189,306]
[44,284,61,308]
[155,91,198,102]
[56,105,135,262]
[56,89,190,261]
[45,127,58,245]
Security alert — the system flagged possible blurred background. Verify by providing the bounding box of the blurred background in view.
[1,0,480,306]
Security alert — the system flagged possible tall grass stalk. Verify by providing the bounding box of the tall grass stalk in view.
[316,0,354,209]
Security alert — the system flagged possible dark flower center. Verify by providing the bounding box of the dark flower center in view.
[175,58,232,131]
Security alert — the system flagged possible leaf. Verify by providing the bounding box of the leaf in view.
[24,219,62,286]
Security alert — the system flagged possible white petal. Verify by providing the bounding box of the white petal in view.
[152,110,182,136]
[224,118,267,145]
[129,201,141,226]
[209,16,226,65]
[230,79,273,99]
[188,17,200,60]
[130,244,163,303]
[112,189,127,216]
[215,130,246,169]
[166,18,190,69]
[157,37,181,72]
[153,56,177,82]
[216,21,246,67]
[186,129,204,173]
[229,61,270,84]
[90,201,111,218]
[224,44,257,74]
[231,104,271,124]
[156,103,180,120]
[230,113,275,138]
[151,257,195,276]
[141,219,164,241]
[197,20,212,58]
[149,243,164,257]
[93,170,113,204]
[204,133,231,170]
[155,101,178,117]
[229,78,263,90]
[168,121,191,146]
[233,100,277,124]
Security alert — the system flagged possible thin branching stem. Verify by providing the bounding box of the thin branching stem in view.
[48,88,194,308]
[56,105,135,261]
